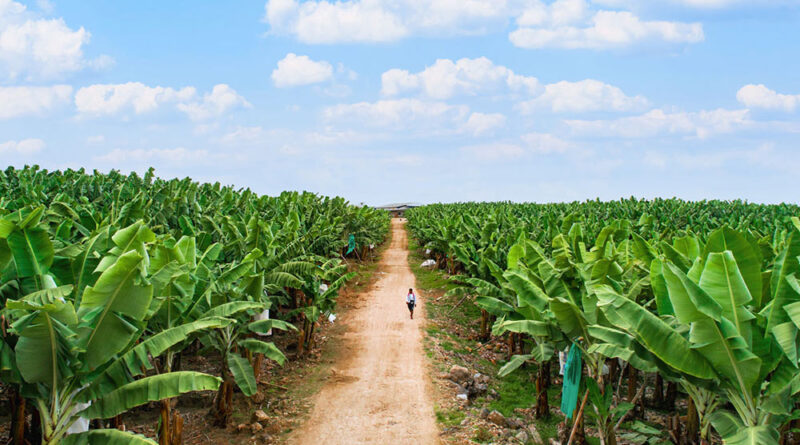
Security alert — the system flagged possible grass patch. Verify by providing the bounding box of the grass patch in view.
[487,369,537,417]
[472,426,493,443]
[435,406,466,427]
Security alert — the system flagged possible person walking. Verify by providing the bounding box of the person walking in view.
[406,288,417,320]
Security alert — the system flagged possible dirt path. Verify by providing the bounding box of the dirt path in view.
[288,218,439,445]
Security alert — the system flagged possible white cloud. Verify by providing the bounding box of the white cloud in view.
[0,0,109,79]
[96,147,210,163]
[263,0,521,44]
[264,0,705,50]
[272,53,334,87]
[510,1,703,50]
[461,132,576,160]
[737,84,800,112]
[460,142,526,160]
[75,82,248,120]
[565,108,751,139]
[595,0,789,8]
[521,132,572,153]
[462,112,506,136]
[75,82,195,115]
[0,137,45,155]
[669,0,775,8]
[381,57,539,99]
[0,85,72,118]
[323,98,469,130]
[177,84,250,120]
[382,57,644,113]
[518,79,648,113]
[220,126,264,144]
[264,0,408,43]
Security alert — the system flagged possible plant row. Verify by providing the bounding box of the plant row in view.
[407,200,800,445]
[0,166,390,445]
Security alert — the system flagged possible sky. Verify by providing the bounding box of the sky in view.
[1,0,799,206]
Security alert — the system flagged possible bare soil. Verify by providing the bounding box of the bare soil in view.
[288,218,439,445]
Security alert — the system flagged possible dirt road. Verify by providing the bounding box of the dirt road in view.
[289,219,438,445]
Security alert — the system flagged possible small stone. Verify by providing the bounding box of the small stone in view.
[456,393,468,400]
[528,424,544,444]
[449,365,470,383]
[506,417,523,429]
[236,423,249,433]
[251,409,269,424]
[480,408,490,419]
[516,430,529,443]
[487,410,507,428]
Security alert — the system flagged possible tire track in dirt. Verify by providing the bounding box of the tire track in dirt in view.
[288,218,438,445]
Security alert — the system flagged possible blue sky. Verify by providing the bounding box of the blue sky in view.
[1,0,798,205]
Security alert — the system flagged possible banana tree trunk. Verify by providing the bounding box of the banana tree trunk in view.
[626,366,637,402]
[252,353,264,383]
[686,397,699,444]
[306,320,316,351]
[535,361,550,419]
[607,359,619,387]
[211,375,234,427]
[111,414,124,430]
[652,373,664,408]
[29,408,41,445]
[159,399,172,445]
[506,333,515,358]
[479,309,490,341]
[10,387,26,445]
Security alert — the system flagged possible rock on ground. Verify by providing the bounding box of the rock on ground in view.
[448,365,470,383]
[488,410,507,428]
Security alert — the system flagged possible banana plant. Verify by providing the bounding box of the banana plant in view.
[598,223,800,445]
[494,236,564,418]
[293,259,354,354]
[187,252,295,426]
[2,217,220,445]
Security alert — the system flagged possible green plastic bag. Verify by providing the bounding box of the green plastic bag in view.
[560,344,582,420]
[346,234,356,255]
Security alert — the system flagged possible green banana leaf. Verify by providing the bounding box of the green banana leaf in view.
[81,371,220,419]
[80,317,232,401]
[248,318,296,335]
[77,250,154,369]
[498,354,534,377]
[227,353,257,397]
[595,287,715,380]
[239,339,286,365]
[61,429,158,445]
[7,225,54,278]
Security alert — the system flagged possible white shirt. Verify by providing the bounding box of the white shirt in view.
[406,293,416,304]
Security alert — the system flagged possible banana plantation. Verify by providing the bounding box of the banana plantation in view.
[407,200,800,445]
[0,166,390,445]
